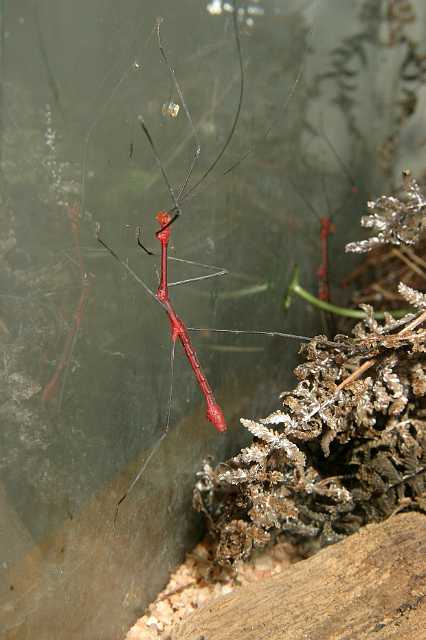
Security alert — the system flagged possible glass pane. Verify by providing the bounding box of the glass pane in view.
[1,1,423,637]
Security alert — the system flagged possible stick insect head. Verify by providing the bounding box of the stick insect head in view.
[156,211,173,242]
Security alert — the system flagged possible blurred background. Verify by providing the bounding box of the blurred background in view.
[1,0,425,637]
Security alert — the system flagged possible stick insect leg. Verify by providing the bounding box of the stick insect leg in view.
[95,224,159,305]
[186,327,351,351]
[168,268,227,288]
[168,255,227,288]
[136,225,154,256]
[114,340,176,525]
[133,223,229,287]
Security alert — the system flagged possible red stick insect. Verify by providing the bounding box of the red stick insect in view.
[317,129,365,299]
[99,211,226,432]
[92,4,317,517]
[287,174,336,302]
[287,124,362,303]
[155,212,227,431]
[95,10,243,436]
[91,8,243,515]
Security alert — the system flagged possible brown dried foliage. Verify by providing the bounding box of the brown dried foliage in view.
[346,170,426,253]
[194,174,426,567]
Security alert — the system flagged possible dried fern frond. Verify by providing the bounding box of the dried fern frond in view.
[346,170,426,253]
[399,282,426,309]
[194,292,426,565]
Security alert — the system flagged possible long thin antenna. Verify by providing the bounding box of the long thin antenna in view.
[132,16,205,234]
[173,3,317,207]
[138,115,182,230]
[224,69,305,178]
[321,174,332,215]
[179,0,244,202]
[221,2,318,179]
[287,175,321,222]
[318,117,359,194]
[223,3,316,176]
[156,18,201,200]
[140,71,239,198]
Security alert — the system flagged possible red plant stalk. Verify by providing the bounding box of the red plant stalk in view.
[317,216,335,302]
[155,211,227,433]
[68,203,85,278]
[42,203,90,403]
[42,276,91,402]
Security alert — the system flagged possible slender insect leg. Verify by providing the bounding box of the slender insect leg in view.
[186,327,351,352]
[168,269,227,288]
[95,224,159,305]
[155,212,226,432]
[133,222,228,286]
[168,255,228,288]
[114,340,177,524]
[187,327,312,341]
[136,225,154,256]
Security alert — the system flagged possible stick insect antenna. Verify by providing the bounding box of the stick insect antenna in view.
[138,115,182,233]
[287,175,321,223]
[156,18,201,201]
[137,2,242,234]
[317,117,359,195]
[178,0,244,203]
[132,16,203,247]
[321,174,332,215]
[221,2,318,179]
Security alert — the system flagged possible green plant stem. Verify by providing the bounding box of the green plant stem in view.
[284,267,411,320]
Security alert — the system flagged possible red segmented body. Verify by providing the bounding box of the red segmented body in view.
[155,211,227,433]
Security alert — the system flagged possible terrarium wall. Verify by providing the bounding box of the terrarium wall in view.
[1,1,425,638]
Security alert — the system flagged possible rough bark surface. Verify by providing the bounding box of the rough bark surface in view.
[170,512,426,640]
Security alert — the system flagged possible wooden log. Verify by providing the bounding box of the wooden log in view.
[170,512,426,640]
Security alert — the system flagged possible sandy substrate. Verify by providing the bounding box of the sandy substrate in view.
[125,539,301,639]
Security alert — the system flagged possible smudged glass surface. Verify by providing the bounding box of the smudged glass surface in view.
[1,0,425,637]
